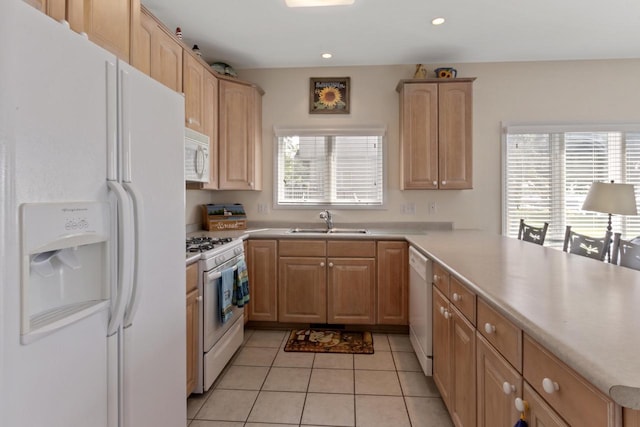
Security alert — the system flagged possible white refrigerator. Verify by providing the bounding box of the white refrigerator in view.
[0,2,186,426]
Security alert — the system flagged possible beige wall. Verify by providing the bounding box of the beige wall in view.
[186,59,640,234]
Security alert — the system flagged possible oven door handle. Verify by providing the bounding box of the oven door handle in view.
[207,265,238,282]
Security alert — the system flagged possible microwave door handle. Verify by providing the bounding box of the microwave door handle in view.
[196,146,205,176]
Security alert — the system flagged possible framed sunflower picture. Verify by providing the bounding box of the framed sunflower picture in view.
[309,77,350,114]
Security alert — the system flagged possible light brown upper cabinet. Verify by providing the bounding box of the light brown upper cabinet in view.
[183,52,206,134]
[25,0,96,39]
[83,0,134,61]
[218,79,263,190]
[132,6,182,93]
[397,78,475,190]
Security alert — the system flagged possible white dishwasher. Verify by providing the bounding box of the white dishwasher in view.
[409,246,433,375]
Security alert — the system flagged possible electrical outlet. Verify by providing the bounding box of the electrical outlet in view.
[428,201,437,215]
[257,203,268,214]
[402,203,416,215]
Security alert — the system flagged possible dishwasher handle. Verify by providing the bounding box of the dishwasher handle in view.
[409,246,429,282]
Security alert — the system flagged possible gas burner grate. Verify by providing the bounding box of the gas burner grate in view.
[186,236,235,253]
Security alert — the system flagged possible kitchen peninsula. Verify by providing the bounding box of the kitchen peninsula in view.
[238,227,640,425]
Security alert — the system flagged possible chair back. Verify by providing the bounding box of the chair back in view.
[562,226,612,261]
[517,219,548,245]
[612,233,640,270]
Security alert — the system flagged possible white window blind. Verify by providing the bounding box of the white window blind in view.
[276,129,384,207]
[503,125,640,245]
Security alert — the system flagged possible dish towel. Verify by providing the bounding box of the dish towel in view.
[233,258,250,308]
[219,267,235,324]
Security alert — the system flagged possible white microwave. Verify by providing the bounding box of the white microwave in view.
[184,128,210,183]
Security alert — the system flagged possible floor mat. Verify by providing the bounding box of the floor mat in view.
[283,329,374,354]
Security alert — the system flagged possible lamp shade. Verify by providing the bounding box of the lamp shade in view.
[582,182,638,215]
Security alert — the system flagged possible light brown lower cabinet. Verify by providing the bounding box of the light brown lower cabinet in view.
[185,263,199,397]
[278,256,327,323]
[523,382,569,427]
[433,286,476,427]
[246,240,278,322]
[327,257,375,324]
[476,333,522,427]
[376,241,408,325]
[625,408,640,426]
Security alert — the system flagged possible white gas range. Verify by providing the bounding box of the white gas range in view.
[186,235,246,394]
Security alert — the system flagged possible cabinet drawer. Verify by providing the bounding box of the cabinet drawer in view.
[186,263,198,293]
[327,240,376,257]
[433,263,450,295]
[477,298,522,372]
[523,334,618,427]
[279,240,326,257]
[449,276,476,325]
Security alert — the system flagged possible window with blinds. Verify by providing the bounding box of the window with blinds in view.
[275,128,384,207]
[503,124,640,246]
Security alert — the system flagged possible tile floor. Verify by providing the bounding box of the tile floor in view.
[187,329,453,427]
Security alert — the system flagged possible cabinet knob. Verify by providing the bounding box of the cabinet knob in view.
[249,182,254,188]
[433,180,438,186]
[196,296,203,302]
[187,118,194,124]
[443,310,451,319]
[514,397,527,413]
[320,262,325,267]
[452,292,461,302]
[329,262,334,268]
[484,323,496,334]
[441,180,447,186]
[502,382,516,395]
[433,274,439,282]
[542,378,559,394]
[439,306,445,315]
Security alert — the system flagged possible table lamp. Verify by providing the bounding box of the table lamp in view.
[582,181,638,261]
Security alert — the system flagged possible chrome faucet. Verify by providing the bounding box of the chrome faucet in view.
[319,210,334,230]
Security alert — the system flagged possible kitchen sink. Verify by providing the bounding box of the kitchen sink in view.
[287,228,369,234]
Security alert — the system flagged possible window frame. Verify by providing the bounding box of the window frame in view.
[272,126,387,210]
[502,122,640,244]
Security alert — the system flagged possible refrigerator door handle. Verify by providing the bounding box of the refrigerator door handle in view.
[106,60,118,181]
[123,181,144,328]
[119,67,133,183]
[107,180,134,336]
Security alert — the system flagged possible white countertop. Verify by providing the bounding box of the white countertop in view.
[406,230,640,410]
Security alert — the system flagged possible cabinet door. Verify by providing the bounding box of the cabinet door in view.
[279,257,326,323]
[400,83,438,189]
[523,383,569,427]
[327,258,375,324]
[476,333,522,427]
[83,0,132,61]
[438,82,473,189]
[450,306,476,427]
[219,80,261,190]
[200,71,219,189]
[376,241,408,325]
[247,240,278,322]
[152,27,183,93]
[185,287,199,397]
[183,52,205,132]
[132,7,154,76]
[433,286,452,407]
[624,408,640,427]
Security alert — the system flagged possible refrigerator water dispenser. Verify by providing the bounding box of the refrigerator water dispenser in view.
[20,202,111,344]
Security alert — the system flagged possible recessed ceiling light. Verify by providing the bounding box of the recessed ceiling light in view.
[432,17,445,25]
[321,53,333,59]
[286,0,355,7]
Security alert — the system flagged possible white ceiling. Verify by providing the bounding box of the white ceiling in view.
[142,0,640,70]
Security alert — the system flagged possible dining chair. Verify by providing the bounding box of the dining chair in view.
[562,226,612,261]
[517,219,549,245]
[611,233,640,270]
